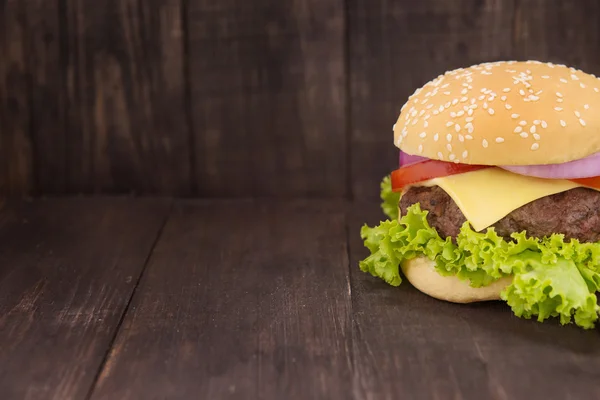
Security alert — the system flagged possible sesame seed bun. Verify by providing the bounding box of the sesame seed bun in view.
[401,256,513,303]
[393,60,600,165]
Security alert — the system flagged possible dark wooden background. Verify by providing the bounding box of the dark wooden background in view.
[2,0,600,199]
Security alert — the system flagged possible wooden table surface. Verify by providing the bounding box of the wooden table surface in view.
[2,198,600,400]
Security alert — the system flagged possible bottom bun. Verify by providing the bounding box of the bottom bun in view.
[400,256,513,303]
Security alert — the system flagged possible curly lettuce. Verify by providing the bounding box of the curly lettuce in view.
[360,179,600,329]
[380,175,401,220]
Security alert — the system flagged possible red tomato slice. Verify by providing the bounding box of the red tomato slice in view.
[391,160,490,192]
[570,177,600,190]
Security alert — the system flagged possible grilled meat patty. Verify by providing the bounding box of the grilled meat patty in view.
[399,186,600,243]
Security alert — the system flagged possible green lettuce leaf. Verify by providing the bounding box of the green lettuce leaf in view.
[360,203,600,329]
[380,175,401,220]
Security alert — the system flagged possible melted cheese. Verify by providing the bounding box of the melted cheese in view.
[416,168,587,231]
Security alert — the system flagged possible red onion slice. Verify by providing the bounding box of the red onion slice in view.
[500,152,600,179]
[399,151,428,167]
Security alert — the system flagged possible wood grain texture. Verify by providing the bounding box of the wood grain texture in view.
[90,200,353,400]
[188,1,347,197]
[0,198,169,399]
[348,0,516,200]
[0,0,34,196]
[55,0,190,195]
[348,202,600,400]
[514,0,600,75]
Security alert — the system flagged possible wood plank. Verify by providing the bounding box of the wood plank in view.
[0,0,34,196]
[348,202,600,399]
[90,200,353,399]
[348,0,515,200]
[188,1,347,197]
[26,0,67,194]
[514,0,600,75]
[57,0,190,195]
[0,198,170,399]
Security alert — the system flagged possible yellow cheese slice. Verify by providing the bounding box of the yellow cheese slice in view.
[415,168,589,232]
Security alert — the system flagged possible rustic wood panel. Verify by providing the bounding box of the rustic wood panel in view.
[348,0,516,200]
[51,0,190,195]
[0,198,169,399]
[0,0,34,196]
[514,0,600,75]
[188,1,347,197]
[348,202,600,399]
[90,200,353,400]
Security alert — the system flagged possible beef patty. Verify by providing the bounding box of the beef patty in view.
[399,186,600,242]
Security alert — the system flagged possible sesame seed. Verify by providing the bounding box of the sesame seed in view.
[483,102,488,109]
[445,102,451,108]
[520,132,528,138]
[439,105,444,112]
[533,133,541,140]
[411,120,418,125]
[514,126,523,133]
[437,152,444,160]
[424,121,429,128]
[554,107,563,111]
[585,104,590,109]
[446,134,452,142]
[496,137,505,143]
[482,139,489,148]
[433,133,439,141]
[488,108,495,115]
[419,110,425,116]
[530,126,536,133]
[450,112,457,118]
[557,98,564,103]
[478,95,485,101]
[541,75,550,79]
[419,132,427,138]
[531,143,540,151]
[560,120,567,127]
[480,88,487,93]
[446,143,453,151]
[580,118,587,126]
[519,89,525,96]
[560,78,568,83]
[503,88,511,92]
[535,90,543,95]
[541,120,548,128]
[452,99,459,105]
[444,91,451,95]
[460,96,468,103]
[461,88,468,95]
[556,92,563,97]
[529,95,539,101]
[458,134,465,142]
[467,109,473,116]
[471,98,476,104]
[571,74,579,80]
[449,153,456,161]
[397,136,403,144]
[511,114,520,119]
[595,88,599,92]
[501,96,507,101]
[455,124,461,132]
[457,110,465,117]
[433,110,439,115]
[465,135,473,140]
[575,111,581,117]
[426,104,434,109]
[581,83,587,88]
[462,150,468,159]
[446,121,454,127]
[533,120,540,125]
[519,120,527,126]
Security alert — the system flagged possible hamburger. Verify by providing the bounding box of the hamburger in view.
[360,60,600,329]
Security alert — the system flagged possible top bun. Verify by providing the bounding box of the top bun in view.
[393,61,600,165]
